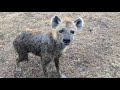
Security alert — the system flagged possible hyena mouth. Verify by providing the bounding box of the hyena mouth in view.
[64,43,70,45]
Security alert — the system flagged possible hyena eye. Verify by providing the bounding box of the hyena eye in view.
[59,29,64,33]
[70,30,75,34]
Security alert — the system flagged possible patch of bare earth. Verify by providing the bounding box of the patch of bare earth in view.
[0,12,120,78]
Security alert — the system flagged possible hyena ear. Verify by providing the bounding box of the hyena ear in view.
[51,16,61,29]
[74,17,84,31]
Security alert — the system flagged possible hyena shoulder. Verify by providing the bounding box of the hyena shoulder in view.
[24,28,54,45]
[25,28,53,36]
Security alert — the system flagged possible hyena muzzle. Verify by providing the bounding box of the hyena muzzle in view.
[13,16,84,78]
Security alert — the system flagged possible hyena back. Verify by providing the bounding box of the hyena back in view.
[13,16,84,78]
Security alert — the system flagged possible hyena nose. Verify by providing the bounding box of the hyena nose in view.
[63,39,70,44]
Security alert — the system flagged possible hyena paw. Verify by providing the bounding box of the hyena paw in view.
[60,74,67,78]
[59,71,67,78]
[16,67,22,72]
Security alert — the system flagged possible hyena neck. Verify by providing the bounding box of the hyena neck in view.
[55,41,66,50]
[50,31,66,51]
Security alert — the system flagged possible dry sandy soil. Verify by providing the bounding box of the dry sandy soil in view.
[0,12,120,78]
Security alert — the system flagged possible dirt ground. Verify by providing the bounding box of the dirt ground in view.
[0,12,120,78]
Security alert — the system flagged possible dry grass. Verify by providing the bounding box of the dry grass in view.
[0,12,120,78]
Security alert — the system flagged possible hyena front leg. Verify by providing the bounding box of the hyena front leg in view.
[54,58,67,78]
[41,57,51,78]
[54,58,61,78]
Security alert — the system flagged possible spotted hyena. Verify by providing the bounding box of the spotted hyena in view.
[13,16,84,78]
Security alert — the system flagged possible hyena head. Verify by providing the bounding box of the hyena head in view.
[51,16,84,45]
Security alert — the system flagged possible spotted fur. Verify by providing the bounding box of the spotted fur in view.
[13,16,84,78]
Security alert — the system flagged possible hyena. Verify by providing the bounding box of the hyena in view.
[13,16,84,78]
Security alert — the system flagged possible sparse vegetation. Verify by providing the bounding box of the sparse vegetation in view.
[0,12,120,78]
